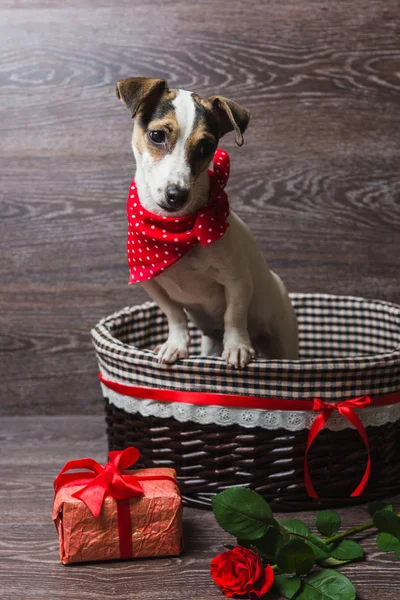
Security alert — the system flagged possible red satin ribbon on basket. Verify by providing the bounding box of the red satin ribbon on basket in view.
[98,372,400,500]
[304,396,372,499]
[54,446,177,559]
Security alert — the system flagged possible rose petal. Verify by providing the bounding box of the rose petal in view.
[248,564,275,600]
[220,588,236,598]
[211,547,270,599]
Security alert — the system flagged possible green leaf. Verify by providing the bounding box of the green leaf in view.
[318,556,349,568]
[274,575,302,599]
[280,519,311,537]
[396,547,400,560]
[270,517,283,531]
[319,540,364,567]
[276,538,315,575]
[223,544,235,550]
[377,532,400,553]
[252,525,288,560]
[373,509,400,540]
[279,519,330,560]
[331,540,364,561]
[368,501,393,517]
[212,487,273,540]
[316,510,341,537]
[296,569,356,600]
[237,538,255,549]
[306,534,331,560]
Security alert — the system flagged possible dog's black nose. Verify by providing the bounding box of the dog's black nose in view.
[165,185,189,209]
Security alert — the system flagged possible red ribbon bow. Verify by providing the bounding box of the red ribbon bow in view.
[304,396,371,499]
[54,446,144,519]
[54,446,178,559]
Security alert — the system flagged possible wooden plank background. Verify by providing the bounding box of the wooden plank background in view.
[1,0,400,414]
[0,416,399,600]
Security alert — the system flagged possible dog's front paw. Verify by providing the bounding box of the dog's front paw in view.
[222,342,256,369]
[154,335,189,365]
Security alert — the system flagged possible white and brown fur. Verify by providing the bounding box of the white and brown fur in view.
[116,77,299,367]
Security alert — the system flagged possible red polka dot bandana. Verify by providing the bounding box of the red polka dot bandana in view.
[127,148,230,284]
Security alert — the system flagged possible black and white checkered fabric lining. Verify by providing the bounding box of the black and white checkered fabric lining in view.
[91,294,400,401]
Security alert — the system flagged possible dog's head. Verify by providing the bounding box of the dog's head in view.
[116,77,250,215]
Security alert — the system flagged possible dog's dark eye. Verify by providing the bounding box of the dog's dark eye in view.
[149,130,166,144]
[198,140,216,156]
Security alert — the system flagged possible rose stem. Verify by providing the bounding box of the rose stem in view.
[323,511,400,545]
[268,511,400,571]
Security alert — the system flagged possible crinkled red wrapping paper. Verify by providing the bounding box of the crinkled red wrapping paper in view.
[52,468,183,564]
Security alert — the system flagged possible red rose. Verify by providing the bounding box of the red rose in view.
[210,546,274,599]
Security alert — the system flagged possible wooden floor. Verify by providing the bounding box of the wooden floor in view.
[0,416,398,600]
[1,0,400,414]
[1,2,399,598]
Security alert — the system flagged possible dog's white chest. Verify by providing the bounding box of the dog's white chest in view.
[156,244,227,326]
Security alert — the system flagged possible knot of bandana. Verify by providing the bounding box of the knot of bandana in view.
[126,148,230,283]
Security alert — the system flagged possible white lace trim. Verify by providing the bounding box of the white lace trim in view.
[101,384,400,431]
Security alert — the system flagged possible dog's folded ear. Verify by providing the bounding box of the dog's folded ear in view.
[209,96,250,146]
[116,77,167,119]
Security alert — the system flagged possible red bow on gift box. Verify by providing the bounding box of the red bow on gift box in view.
[54,446,145,519]
[304,396,372,499]
[54,446,177,559]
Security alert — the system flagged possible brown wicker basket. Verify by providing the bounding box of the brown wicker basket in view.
[91,294,400,511]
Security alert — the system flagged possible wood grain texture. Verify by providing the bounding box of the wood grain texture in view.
[0,416,399,600]
[0,0,399,414]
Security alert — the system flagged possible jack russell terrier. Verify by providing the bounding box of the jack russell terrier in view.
[116,77,299,368]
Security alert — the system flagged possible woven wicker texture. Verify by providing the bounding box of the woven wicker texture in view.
[93,294,400,510]
[104,400,400,510]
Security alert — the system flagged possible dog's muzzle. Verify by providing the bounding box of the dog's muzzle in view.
[164,184,189,210]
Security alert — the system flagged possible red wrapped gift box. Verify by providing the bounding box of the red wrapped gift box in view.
[52,447,183,564]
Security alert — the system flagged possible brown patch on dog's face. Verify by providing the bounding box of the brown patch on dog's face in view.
[185,122,218,178]
[133,89,179,161]
[117,80,250,215]
[132,122,147,157]
[185,94,219,177]
[133,88,220,177]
